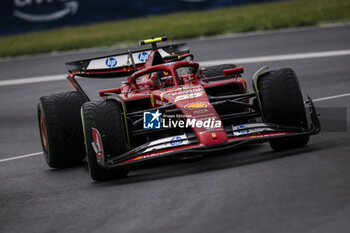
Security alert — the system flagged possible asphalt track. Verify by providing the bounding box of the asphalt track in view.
[0,24,350,233]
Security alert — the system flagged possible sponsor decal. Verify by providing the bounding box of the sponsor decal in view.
[169,88,202,96]
[193,108,209,114]
[123,151,167,163]
[163,62,175,66]
[234,125,250,134]
[232,123,274,136]
[138,52,149,62]
[143,152,166,159]
[160,87,201,101]
[184,102,210,109]
[13,0,79,22]
[143,110,161,129]
[249,132,286,138]
[174,92,203,102]
[170,136,183,146]
[105,57,117,68]
[142,134,189,153]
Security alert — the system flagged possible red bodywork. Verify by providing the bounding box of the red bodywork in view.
[66,42,320,168]
[100,51,246,158]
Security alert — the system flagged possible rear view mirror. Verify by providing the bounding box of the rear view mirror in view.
[223,67,244,76]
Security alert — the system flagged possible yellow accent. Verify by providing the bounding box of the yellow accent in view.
[185,102,208,109]
[212,133,217,138]
[139,37,164,45]
[150,94,155,107]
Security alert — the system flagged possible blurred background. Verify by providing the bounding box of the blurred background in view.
[1,0,280,36]
[1,0,349,57]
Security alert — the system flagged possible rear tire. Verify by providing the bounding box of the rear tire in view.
[81,99,129,181]
[200,64,240,81]
[256,68,309,150]
[38,91,87,168]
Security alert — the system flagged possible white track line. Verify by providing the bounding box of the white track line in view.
[1,92,350,163]
[0,74,66,87]
[313,93,350,102]
[1,49,350,87]
[200,49,350,66]
[0,152,42,163]
[0,23,348,63]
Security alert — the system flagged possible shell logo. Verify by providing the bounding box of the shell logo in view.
[184,102,209,109]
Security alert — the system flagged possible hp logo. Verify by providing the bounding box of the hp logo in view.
[138,52,149,62]
[105,57,117,68]
[170,136,183,146]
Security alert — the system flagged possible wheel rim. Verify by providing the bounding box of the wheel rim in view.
[40,114,48,153]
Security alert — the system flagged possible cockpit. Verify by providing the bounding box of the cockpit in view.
[128,59,199,91]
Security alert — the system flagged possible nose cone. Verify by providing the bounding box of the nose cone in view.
[160,84,229,146]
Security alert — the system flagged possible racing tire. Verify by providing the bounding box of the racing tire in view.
[200,64,241,80]
[38,91,87,168]
[256,68,309,151]
[81,99,129,181]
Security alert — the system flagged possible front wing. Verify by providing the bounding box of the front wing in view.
[93,97,320,169]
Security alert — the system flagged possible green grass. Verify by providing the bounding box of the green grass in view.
[1,0,349,57]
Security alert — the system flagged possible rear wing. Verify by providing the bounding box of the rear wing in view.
[65,43,190,77]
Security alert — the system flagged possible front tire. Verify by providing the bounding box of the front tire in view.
[38,91,87,168]
[256,68,309,150]
[81,99,129,181]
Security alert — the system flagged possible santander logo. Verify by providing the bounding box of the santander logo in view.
[13,0,79,22]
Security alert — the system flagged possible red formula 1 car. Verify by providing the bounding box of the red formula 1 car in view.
[38,36,320,181]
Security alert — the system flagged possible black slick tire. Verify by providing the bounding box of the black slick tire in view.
[38,91,87,168]
[256,68,309,150]
[81,99,129,181]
